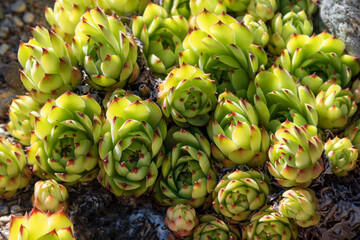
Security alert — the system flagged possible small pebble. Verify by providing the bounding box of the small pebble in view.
[0,204,9,216]
[10,0,26,13]
[0,44,10,56]
[10,205,21,214]
[9,53,17,61]
[23,12,34,24]
[0,215,11,223]
[12,16,24,27]
[0,26,9,39]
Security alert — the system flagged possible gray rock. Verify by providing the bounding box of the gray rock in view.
[12,15,24,27]
[23,12,35,24]
[0,215,11,224]
[1,61,26,90]
[0,44,10,56]
[10,205,21,214]
[0,88,20,121]
[0,26,10,39]
[314,0,360,58]
[10,0,26,13]
[0,204,9,217]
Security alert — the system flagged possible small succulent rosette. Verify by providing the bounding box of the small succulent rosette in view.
[343,120,360,151]
[267,120,324,187]
[207,90,270,168]
[18,25,81,104]
[32,179,69,213]
[188,0,225,28]
[132,2,189,74]
[247,0,278,22]
[279,187,321,228]
[350,79,360,103]
[158,64,217,127]
[27,91,103,184]
[6,95,40,146]
[98,93,167,197]
[242,206,298,240]
[180,10,267,98]
[155,128,217,208]
[277,32,360,94]
[73,8,139,91]
[9,207,75,240]
[325,137,358,176]
[242,14,269,48]
[163,0,191,18]
[193,214,240,240]
[279,0,317,16]
[0,138,32,199]
[164,203,199,238]
[212,169,270,223]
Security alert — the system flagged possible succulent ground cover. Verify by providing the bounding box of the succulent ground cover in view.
[1,0,360,239]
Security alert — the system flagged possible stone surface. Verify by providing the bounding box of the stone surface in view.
[314,0,360,58]
[1,61,26,90]
[10,0,26,13]
[0,44,10,56]
[12,15,24,27]
[22,12,34,23]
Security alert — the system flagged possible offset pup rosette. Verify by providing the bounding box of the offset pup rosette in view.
[247,0,278,22]
[193,215,240,240]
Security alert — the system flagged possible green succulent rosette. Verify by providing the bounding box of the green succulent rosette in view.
[103,0,148,15]
[279,187,321,228]
[180,10,267,98]
[315,83,357,129]
[269,10,313,55]
[325,137,358,176]
[158,64,217,127]
[164,203,199,238]
[132,2,189,74]
[223,0,251,15]
[277,32,360,93]
[98,93,167,197]
[242,206,298,240]
[242,14,269,48]
[73,8,139,91]
[27,91,102,184]
[6,95,40,146]
[163,0,191,18]
[0,138,32,199]
[18,25,81,104]
[207,90,270,168]
[193,214,240,240]
[344,120,360,151]
[247,0,278,22]
[155,128,217,208]
[32,179,69,213]
[212,169,270,223]
[188,0,226,28]
[267,120,324,187]
[102,88,128,110]
[351,79,360,103]
[247,66,318,131]
[279,0,317,16]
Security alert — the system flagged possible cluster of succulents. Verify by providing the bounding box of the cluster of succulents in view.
[3,0,360,238]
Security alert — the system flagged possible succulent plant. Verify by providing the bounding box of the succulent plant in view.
[32,179,69,213]
[132,2,189,74]
[279,0,317,16]
[247,0,278,22]
[351,79,360,103]
[0,138,32,199]
[155,128,217,208]
[242,14,269,48]
[180,10,267,98]
[207,90,270,168]
[223,0,251,14]
[163,0,191,18]
[98,93,167,197]
[269,10,313,55]
[27,91,102,184]
[324,137,358,176]
[157,64,217,127]
[103,0,148,15]
[188,0,226,28]
[344,120,360,151]
[315,83,357,129]
[193,214,240,240]
[6,95,40,146]
[73,8,140,90]
[164,203,199,238]
[18,25,81,104]
[242,206,298,240]
[267,120,324,187]
[9,207,75,240]
[102,88,128,109]
[212,169,270,223]
[277,32,360,94]
[279,187,321,227]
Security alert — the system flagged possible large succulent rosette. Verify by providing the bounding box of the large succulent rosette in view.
[158,64,217,127]
[9,207,75,240]
[324,137,358,176]
[155,128,217,208]
[279,0,317,16]
[242,206,298,240]
[279,187,321,228]
[27,91,102,184]
[269,10,313,55]
[242,14,269,48]
[18,25,81,104]
[73,8,139,90]
[267,120,324,187]
[6,95,40,146]
[180,10,267,98]
[247,0,278,22]
[277,32,360,94]
[98,93,167,197]
[207,90,270,168]
[0,138,32,199]
[212,169,270,223]
[193,214,240,240]
[132,2,189,74]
